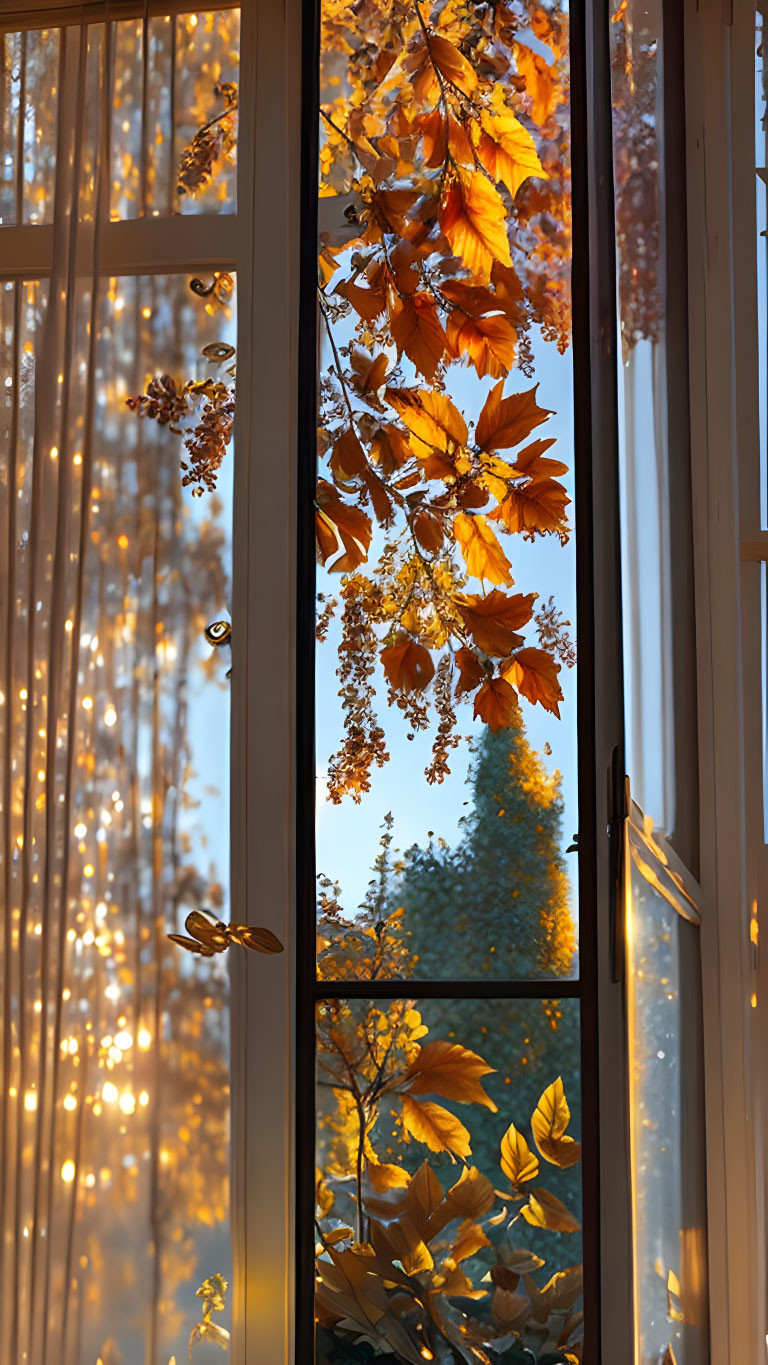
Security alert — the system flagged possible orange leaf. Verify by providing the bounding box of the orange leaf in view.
[453,512,513,586]
[424,31,478,95]
[458,589,535,655]
[473,107,545,198]
[516,43,557,127]
[514,437,569,478]
[500,1121,540,1186]
[439,279,504,317]
[473,677,520,731]
[371,424,412,475]
[521,1187,581,1233]
[381,637,435,692]
[349,349,389,394]
[446,311,517,378]
[389,291,447,383]
[530,1078,582,1168]
[365,1161,411,1192]
[335,276,386,322]
[386,386,468,453]
[476,380,552,452]
[401,1095,472,1159]
[315,479,372,571]
[490,477,570,540]
[502,647,562,717]
[419,110,448,167]
[439,169,512,280]
[454,647,486,696]
[401,1040,498,1111]
[330,427,366,481]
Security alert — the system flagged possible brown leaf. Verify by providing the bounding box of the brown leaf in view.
[458,589,535,655]
[447,311,517,379]
[444,1166,496,1221]
[476,380,552,452]
[315,479,372,571]
[491,1287,531,1332]
[412,508,444,552]
[499,1121,539,1186]
[371,424,412,475]
[454,647,486,696]
[473,108,545,198]
[521,1187,581,1233]
[503,647,563,718]
[419,110,448,167]
[401,1095,472,1158]
[389,291,448,383]
[386,386,468,453]
[473,677,520,731]
[524,1266,583,1322]
[381,637,435,692]
[439,169,512,280]
[453,512,513,586]
[330,427,366,481]
[425,31,478,95]
[335,276,387,322]
[401,1040,498,1111]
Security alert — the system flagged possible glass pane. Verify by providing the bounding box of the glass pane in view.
[626,846,709,1364]
[315,996,583,1363]
[0,29,59,225]
[610,0,698,856]
[110,10,240,220]
[0,273,235,1361]
[315,0,578,979]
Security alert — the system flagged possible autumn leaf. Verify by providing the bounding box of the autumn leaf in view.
[491,1287,531,1332]
[389,291,448,383]
[444,1166,496,1221]
[439,169,512,279]
[365,1160,411,1192]
[439,279,506,317]
[401,1040,498,1111]
[499,1121,539,1186]
[453,512,513,586]
[473,677,520,731]
[524,1266,583,1322]
[475,380,552,452]
[315,479,372,571]
[516,43,557,127]
[381,636,435,692]
[521,1187,581,1232]
[330,427,366,481]
[349,348,389,394]
[412,508,444,552]
[473,107,545,198]
[502,647,563,717]
[386,386,468,453]
[401,1095,472,1159]
[446,311,517,379]
[424,31,478,95]
[406,1159,445,1235]
[371,423,412,475]
[419,109,448,167]
[530,1079,582,1168]
[454,647,486,696]
[490,473,570,540]
[335,275,387,322]
[451,1220,491,1264]
[458,589,535,655]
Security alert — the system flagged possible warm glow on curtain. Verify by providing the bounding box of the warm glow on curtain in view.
[0,14,236,1362]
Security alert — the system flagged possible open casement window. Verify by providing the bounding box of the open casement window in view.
[8,0,767,1363]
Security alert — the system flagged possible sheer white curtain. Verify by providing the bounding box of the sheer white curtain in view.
[0,13,234,1363]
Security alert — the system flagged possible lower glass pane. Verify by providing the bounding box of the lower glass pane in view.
[315,996,583,1363]
[627,855,709,1364]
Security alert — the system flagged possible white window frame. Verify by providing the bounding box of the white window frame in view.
[685,0,767,1358]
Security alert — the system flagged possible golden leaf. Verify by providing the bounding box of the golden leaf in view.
[473,677,520,731]
[473,107,545,198]
[405,1159,445,1236]
[524,1265,583,1322]
[502,647,563,718]
[476,380,552,452]
[450,1220,491,1264]
[401,1039,498,1111]
[439,169,512,280]
[521,1188,581,1233]
[453,513,513,586]
[516,43,557,127]
[458,589,535,655]
[389,291,448,382]
[444,1166,496,1221]
[499,1121,539,1186]
[386,386,468,453]
[425,31,478,95]
[401,1095,472,1158]
[381,637,435,692]
[491,1287,531,1332]
[446,311,517,379]
[365,1161,411,1193]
